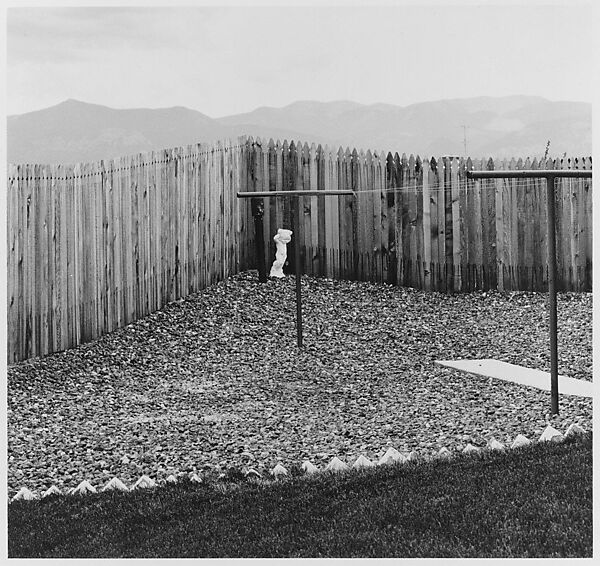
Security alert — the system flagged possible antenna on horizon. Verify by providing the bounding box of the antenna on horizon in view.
[543,140,551,161]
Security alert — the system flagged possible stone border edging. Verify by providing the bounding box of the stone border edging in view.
[9,423,587,503]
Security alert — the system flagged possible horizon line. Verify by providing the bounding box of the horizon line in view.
[8,94,592,119]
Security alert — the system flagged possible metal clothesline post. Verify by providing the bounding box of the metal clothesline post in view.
[465,169,592,415]
[237,190,354,347]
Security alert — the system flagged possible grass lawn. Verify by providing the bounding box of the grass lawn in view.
[8,433,592,558]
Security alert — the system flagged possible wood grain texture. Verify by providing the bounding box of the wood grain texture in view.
[6,145,592,363]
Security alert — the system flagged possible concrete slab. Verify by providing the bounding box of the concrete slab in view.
[435,359,593,398]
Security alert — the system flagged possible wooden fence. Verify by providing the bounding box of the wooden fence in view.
[245,139,592,294]
[6,139,255,363]
[7,136,592,363]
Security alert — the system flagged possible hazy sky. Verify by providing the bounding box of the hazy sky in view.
[6,1,594,117]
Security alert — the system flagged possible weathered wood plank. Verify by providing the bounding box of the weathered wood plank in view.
[373,150,385,284]
[421,158,431,290]
[19,166,28,359]
[350,148,360,279]
[301,142,312,274]
[7,166,18,361]
[110,159,122,328]
[24,165,33,357]
[553,158,566,289]
[521,158,534,289]
[391,152,402,286]
[450,157,461,290]
[355,149,367,280]
[428,157,440,290]
[37,164,49,355]
[528,158,540,289]
[316,144,326,278]
[579,157,591,289]
[265,139,276,269]
[457,157,467,290]
[436,157,447,291]
[399,153,410,287]
[6,142,592,362]
[330,147,340,279]
[9,166,19,360]
[338,148,346,278]
[561,159,574,289]
[43,166,55,353]
[309,143,320,275]
[538,156,550,290]
[92,161,103,340]
[407,155,418,287]
[257,141,269,269]
[413,156,424,289]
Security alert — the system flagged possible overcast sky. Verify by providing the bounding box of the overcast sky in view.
[6,1,594,117]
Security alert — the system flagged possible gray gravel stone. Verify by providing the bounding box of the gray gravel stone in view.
[7,271,592,495]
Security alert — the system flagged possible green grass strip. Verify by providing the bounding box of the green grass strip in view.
[8,434,592,558]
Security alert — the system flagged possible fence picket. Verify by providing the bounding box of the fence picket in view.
[373,151,384,284]
[265,139,276,269]
[316,144,326,277]
[450,157,461,290]
[302,142,312,273]
[6,141,592,363]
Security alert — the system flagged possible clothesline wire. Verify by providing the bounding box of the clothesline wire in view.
[9,174,588,191]
[282,178,588,196]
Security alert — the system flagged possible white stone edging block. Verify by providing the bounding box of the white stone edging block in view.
[301,460,318,474]
[462,443,480,454]
[42,485,62,498]
[436,447,451,459]
[245,468,261,479]
[487,437,505,451]
[189,473,203,483]
[132,475,156,490]
[11,487,37,502]
[325,456,348,472]
[353,455,375,469]
[510,434,531,449]
[539,425,564,442]
[71,480,97,496]
[102,477,129,492]
[271,463,289,478]
[378,447,403,465]
[9,422,589,502]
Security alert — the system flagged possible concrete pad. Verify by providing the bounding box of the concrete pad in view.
[435,359,593,398]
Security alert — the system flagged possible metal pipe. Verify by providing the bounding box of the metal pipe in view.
[467,167,593,415]
[466,170,591,180]
[251,197,267,283]
[238,189,355,348]
[546,175,559,414]
[292,202,303,348]
[237,190,354,198]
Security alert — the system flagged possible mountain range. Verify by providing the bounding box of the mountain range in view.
[7,96,591,165]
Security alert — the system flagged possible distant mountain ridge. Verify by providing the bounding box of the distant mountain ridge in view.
[7,96,591,165]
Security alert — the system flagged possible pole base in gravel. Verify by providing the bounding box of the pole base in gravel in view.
[435,359,593,398]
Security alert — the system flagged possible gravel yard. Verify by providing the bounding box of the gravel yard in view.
[7,271,592,496]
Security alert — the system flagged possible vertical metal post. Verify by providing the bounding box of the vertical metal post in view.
[251,197,267,283]
[546,174,559,414]
[292,197,303,347]
[464,168,591,417]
